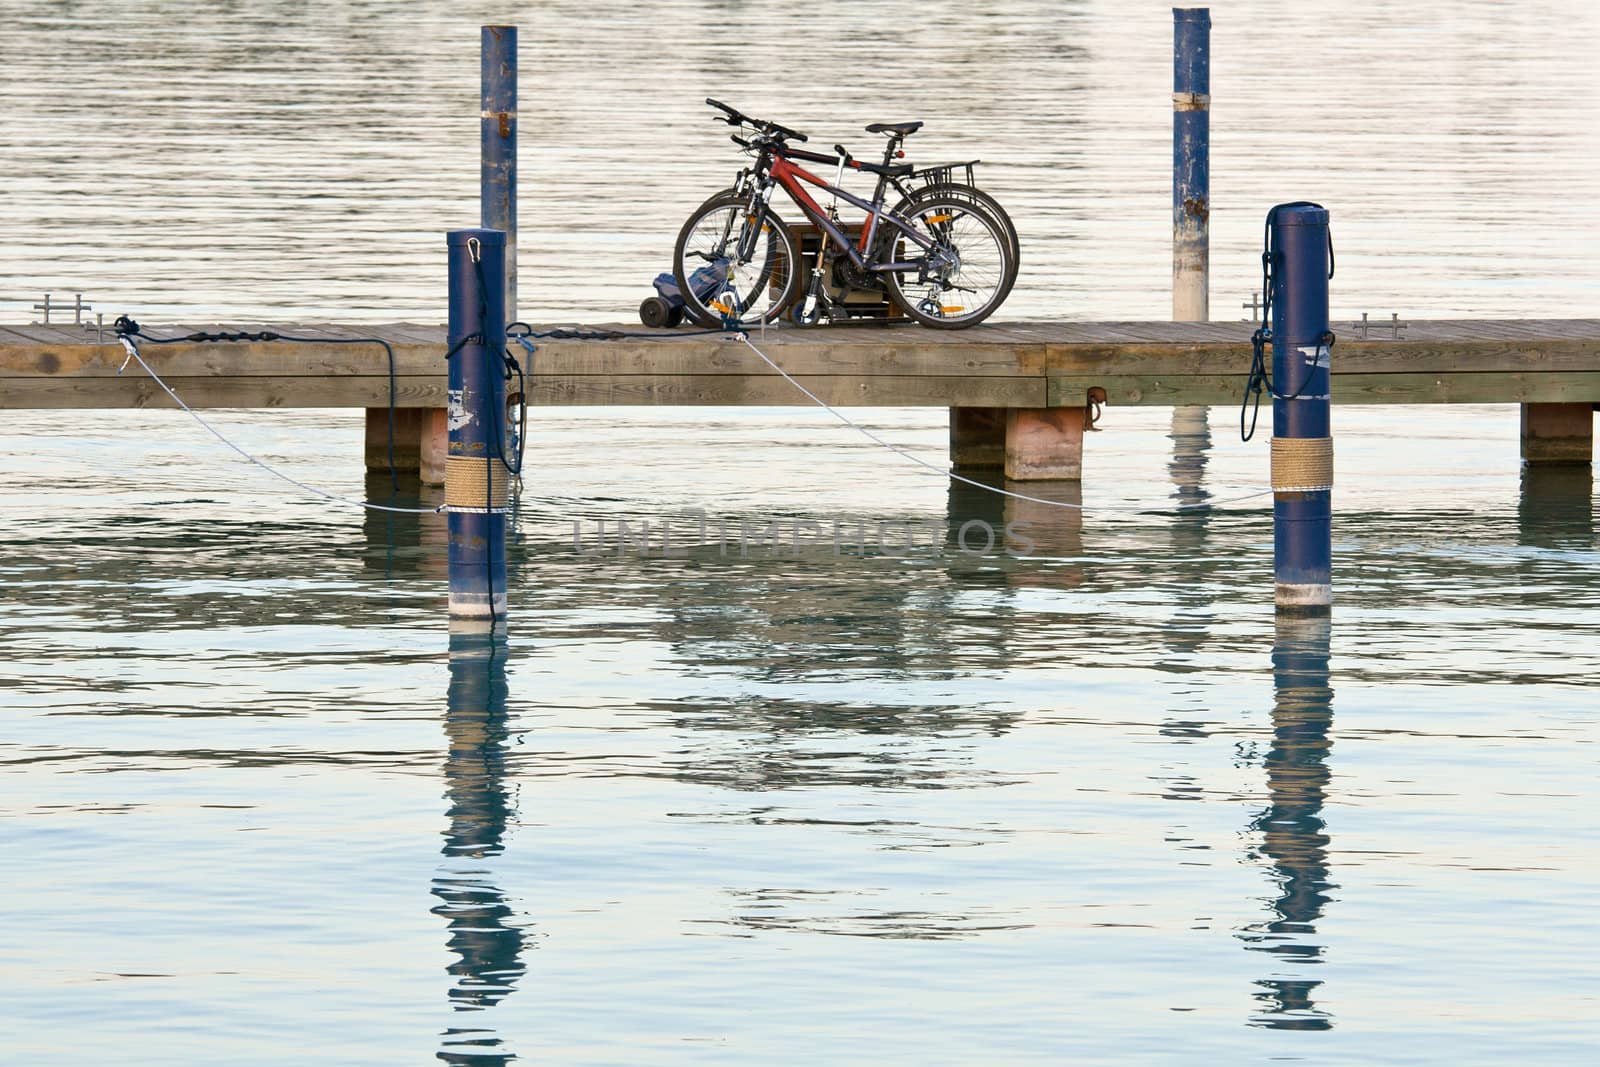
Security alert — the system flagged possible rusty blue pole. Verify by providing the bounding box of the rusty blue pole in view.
[481,26,517,322]
[1269,203,1333,613]
[1173,8,1210,320]
[446,228,509,620]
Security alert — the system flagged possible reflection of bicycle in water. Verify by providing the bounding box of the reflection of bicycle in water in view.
[674,98,1019,330]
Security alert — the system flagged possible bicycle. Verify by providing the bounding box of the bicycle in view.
[741,148,1020,314]
[672,99,1018,330]
[738,135,1019,305]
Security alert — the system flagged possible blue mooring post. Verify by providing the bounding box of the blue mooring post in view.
[1269,204,1333,613]
[481,26,517,321]
[1172,8,1210,320]
[447,228,510,620]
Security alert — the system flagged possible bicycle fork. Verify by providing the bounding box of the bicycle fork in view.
[796,150,855,326]
[715,181,783,321]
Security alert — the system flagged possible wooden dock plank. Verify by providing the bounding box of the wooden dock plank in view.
[528,374,1046,408]
[1047,371,1600,408]
[14,331,1595,380]
[3,319,1599,410]
[0,325,59,345]
[1045,338,1600,376]
[1,324,86,344]
[0,340,441,378]
[0,336,1042,379]
[0,373,1045,410]
[0,376,446,410]
[374,324,449,344]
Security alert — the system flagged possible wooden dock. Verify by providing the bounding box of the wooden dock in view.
[4,319,1599,409]
[2,318,1595,477]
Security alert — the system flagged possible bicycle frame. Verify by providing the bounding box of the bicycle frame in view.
[757,150,939,275]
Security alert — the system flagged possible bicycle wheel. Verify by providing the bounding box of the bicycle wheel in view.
[673,192,800,328]
[880,195,1014,329]
[893,182,1020,296]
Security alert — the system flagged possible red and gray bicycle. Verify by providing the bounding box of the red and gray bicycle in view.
[672,99,1018,330]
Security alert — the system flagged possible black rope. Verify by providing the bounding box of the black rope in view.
[443,333,480,360]
[1238,204,1336,442]
[465,258,526,478]
[506,323,732,341]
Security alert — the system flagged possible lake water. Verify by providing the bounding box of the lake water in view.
[2,2,1598,1064]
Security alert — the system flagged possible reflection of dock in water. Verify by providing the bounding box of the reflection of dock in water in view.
[433,625,525,1065]
[1518,466,1595,550]
[1241,616,1335,1030]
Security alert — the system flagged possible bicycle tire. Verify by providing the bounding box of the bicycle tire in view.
[893,182,1020,299]
[880,195,1014,330]
[672,192,800,328]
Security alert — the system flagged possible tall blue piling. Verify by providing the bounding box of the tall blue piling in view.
[1172,8,1210,320]
[446,228,510,620]
[481,26,518,321]
[1268,204,1333,613]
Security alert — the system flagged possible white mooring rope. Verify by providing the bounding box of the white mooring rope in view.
[113,328,1272,519]
[117,336,445,515]
[733,332,1273,514]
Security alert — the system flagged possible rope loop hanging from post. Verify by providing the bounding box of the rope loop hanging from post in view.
[1240,203,1334,442]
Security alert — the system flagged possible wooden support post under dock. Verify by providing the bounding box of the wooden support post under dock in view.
[1005,407,1087,481]
[1520,402,1595,465]
[366,407,424,473]
[950,406,1006,471]
[421,408,449,486]
[951,404,1088,481]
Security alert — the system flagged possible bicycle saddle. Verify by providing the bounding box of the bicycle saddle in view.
[866,121,923,136]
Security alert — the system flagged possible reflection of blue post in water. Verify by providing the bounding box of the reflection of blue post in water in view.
[1242,615,1334,1030]
[1158,406,1215,667]
[1168,406,1211,508]
[434,622,524,1065]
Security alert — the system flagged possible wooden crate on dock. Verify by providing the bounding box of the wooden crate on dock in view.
[786,222,901,321]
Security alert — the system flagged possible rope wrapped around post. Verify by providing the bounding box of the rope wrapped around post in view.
[445,455,513,512]
[1270,437,1333,494]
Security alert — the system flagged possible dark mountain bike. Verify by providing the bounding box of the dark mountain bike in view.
[673,99,1017,330]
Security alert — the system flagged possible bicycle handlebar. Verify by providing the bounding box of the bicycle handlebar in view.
[706,97,742,123]
[703,97,808,143]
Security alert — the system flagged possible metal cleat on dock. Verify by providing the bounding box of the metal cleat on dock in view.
[1351,312,1407,340]
[30,292,93,327]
